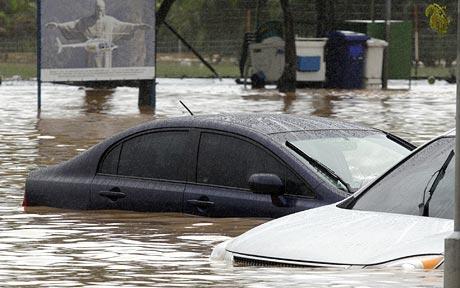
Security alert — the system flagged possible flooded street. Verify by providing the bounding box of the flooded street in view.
[0,79,454,287]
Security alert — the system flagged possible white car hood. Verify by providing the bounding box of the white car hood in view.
[226,205,453,266]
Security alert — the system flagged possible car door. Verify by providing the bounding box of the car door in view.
[90,129,192,212]
[183,131,321,218]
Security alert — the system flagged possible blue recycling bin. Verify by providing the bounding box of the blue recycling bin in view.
[326,31,369,89]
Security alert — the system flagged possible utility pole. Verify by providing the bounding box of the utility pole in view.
[444,0,460,286]
[382,0,391,90]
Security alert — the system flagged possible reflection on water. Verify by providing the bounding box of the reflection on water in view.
[0,79,454,287]
[83,88,115,114]
[311,92,337,117]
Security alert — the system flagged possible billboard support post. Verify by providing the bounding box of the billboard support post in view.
[37,0,42,113]
[138,80,156,108]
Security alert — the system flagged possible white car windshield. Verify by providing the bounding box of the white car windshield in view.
[351,137,454,219]
[287,133,411,192]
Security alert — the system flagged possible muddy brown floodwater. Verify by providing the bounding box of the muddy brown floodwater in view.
[0,79,454,287]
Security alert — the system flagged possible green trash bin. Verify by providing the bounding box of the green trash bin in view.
[341,20,412,80]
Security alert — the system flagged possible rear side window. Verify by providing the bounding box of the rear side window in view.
[197,132,313,197]
[99,144,121,175]
[117,131,189,181]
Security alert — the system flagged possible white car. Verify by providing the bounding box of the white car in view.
[211,130,455,269]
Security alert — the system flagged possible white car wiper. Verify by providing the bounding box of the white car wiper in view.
[418,149,454,217]
[286,141,352,193]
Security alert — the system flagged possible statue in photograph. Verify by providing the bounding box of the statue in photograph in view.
[46,0,152,68]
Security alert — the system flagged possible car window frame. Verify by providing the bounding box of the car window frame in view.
[194,129,316,199]
[96,128,192,184]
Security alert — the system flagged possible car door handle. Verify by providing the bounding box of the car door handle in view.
[186,199,215,208]
[99,191,126,201]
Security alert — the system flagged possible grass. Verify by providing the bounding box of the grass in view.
[0,62,37,79]
[411,66,453,79]
[156,60,240,78]
[0,60,240,80]
[0,59,454,81]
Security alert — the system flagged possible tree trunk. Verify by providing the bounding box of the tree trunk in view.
[278,0,296,94]
[156,0,177,34]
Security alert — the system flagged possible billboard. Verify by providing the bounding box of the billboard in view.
[40,0,156,82]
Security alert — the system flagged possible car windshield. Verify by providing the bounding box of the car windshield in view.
[351,137,454,219]
[287,133,410,192]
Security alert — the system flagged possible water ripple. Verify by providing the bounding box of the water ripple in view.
[0,79,451,286]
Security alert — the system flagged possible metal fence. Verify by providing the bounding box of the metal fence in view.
[1,0,458,78]
[0,40,36,53]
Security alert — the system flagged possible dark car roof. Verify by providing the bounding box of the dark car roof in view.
[53,113,394,182]
[152,114,375,136]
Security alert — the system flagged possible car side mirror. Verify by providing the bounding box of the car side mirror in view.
[248,173,284,196]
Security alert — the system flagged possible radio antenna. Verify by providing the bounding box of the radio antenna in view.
[180,100,194,116]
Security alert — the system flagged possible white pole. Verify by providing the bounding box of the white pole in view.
[444,1,460,286]
[414,5,419,68]
[382,0,391,90]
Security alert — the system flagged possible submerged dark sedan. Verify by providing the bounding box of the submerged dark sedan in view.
[24,114,414,218]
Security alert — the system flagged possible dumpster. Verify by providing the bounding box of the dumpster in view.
[249,37,327,84]
[296,38,327,83]
[365,38,388,88]
[249,37,285,83]
[326,31,369,89]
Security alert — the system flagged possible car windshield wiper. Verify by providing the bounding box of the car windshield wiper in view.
[286,141,352,193]
[418,149,454,217]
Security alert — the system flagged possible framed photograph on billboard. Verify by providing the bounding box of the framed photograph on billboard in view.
[40,0,156,82]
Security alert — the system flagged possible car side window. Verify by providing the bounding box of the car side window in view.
[99,144,121,175]
[117,131,189,181]
[197,132,286,190]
